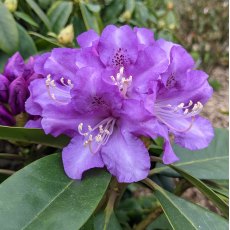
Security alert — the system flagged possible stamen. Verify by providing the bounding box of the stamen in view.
[45,74,73,104]
[154,100,203,133]
[110,67,132,96]
[78,117,116,154]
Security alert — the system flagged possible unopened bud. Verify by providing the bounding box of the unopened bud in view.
[167,2,174,10]
[8,76,28,115]
[168,24,176,30]
[3,52,24,82]
[0,104,15,126]
[58,24,74,45]
[0,74,10,102]
[158,20,166,29]
[4,0,18,12]
[120,10,132,21]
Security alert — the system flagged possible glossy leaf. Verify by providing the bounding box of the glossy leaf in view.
[26,0,51,31]
[154,128,229,179]
[146,214,172,230]
[0,154,111,230]
[79,2,101,33]
[0,51,10,72]
[14,11,39,27]
[0,126,70,148]
[144,179,229,230]
[205,180,229,198]
[48,1,73,33]
[17,24,37,59]
[94,212,122,230]
[169,165,229,217]
[102,0,124,24]
[0,2,18,54]
[29,32,63,47]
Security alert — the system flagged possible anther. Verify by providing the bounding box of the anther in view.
[184,109,189,114]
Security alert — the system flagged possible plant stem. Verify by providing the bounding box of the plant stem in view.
[0,153,24,160]
[150,156,163,163]
[103,178,127,230]
[0,169,15,175]
[134,206,163,230]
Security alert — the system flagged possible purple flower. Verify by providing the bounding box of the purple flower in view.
[9,76,28,115]
[0,104,15,126]
[0,52,39,125]
[134,40,214,163]
[0,74,10,102]
[25,25,214,182]
[3,52,24,82]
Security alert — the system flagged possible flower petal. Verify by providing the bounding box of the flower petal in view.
[62,135,104,179]
[98,25,138,68]
[25,79,52,116]
[77,29,99,48]
[41,104,79,137]
[8,76,28,115]
[124,118,179,164]
[0,104,15,126]
[101,126,150,183]
[174,116,214,150]
[3,52,25,81]
[25,118,42,128]
[75,48,103,70]
[130,44,168,83]
[34,52,50,76]
[170,45,195,74]
[0,74,10,102]
[134,27,154,48]
[42,48,79,80]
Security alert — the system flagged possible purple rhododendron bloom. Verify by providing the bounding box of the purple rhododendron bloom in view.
[25,25,214,183]
[0,52,39,125]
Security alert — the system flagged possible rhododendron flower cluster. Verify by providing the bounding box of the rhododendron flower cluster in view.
[24,25,214,183]
[0,52,38,126]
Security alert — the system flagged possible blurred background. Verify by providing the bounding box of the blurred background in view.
[0,0,228,228]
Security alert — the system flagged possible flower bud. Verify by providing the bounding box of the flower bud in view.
[167,2,174,10]
[4,0,18,12]
[120,10,132,22]
[3,52,25,82]
[0,74,10,102]
[8,76,28,115]
[23,56,35,81]
[0,104,15,126]
[58,24,74,45]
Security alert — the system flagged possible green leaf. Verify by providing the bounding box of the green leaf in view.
[94,212,122,230]
[144,179,229,230]
[79,2,101,33]
[0,126,70,148]
[154,128,229,179]
[0,154,111,230]
[14,11,39,27]
[17,24,37,59]
[0,2,18,54]
[102,0,124,24]
[29,31,63,47]
[0,51,10,72]
[169,165,229,217]
[205,180,229,198]
[146,214,172,230]
[26,0,52,31]
[47,1,73,33]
